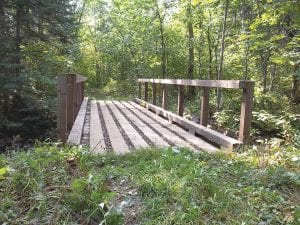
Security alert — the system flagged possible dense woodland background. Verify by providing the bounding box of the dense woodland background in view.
[0,0,299,150]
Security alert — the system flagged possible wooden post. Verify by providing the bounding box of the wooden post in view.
[144,82,148,101]
[57,75,67,143]
[177,85,184,116]
[66,74,76,133]
[200,87,210,126]
[162,84,168,110]
[138,82,142,99]
[152,83,157,105]
[239,83,254,144]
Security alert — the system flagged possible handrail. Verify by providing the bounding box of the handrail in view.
[137,79,254,144]
[57,74,87,143]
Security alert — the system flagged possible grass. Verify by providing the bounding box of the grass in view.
[0,143,299,224]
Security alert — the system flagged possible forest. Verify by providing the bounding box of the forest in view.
[0,0,300,224]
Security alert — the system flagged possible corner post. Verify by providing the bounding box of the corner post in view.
[177,85,184,116]
[66,74,76,133]
[239,83,254,144]
[57,75,67,143]
[200,87,210,126]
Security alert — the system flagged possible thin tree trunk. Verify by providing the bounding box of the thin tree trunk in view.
[261,50,270,93]
[207,12,212,80]
[217,0,229,111]
[15,2,22,78]
[291,62,300,103]
[156,3,167,78]
[187,0,194,96]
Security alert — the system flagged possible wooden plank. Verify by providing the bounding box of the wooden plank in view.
[239,82,254,144]
[162,84,168,110]
[67,97,88,145]
[122,102,196,151]
[177,85,184,116]
[152,83,157,105]
[144,82,148,101]
[76,74,87,83]
[135,98,242,149]
[66,74,76,133]
[108,101,148,149]
[57,75,68,143]
[130,101,218,153]
[200,87,210,126]
[90,100,106,154]
[113,101,169,147]
[138,82,142,99]
[138,79,254,89]
[98,101,130,154]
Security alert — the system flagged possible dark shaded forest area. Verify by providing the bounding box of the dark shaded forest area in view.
[0,0,299,149]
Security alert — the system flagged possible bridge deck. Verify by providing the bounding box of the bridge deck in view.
[67,98,236,154]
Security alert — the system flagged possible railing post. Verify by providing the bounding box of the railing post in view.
[239,83,254,144]
[144,82,148,101]
[66,74,76,133]
[177,85,184,116]
[200,87,210,126]
[162,84,168,110]
[57,75,68,143]
[152,83,157,105]
[138,82,142,99]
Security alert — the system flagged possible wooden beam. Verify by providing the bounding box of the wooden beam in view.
[138,79,254,89]
[144,82,148,101]
[162,84,168,110]
[177,85,184,116]
[152,83,157,105]
[57,75,67,143]
[135,98,242,149]
[138,82,142,99]
[66,74,76,133]
[239,83,254,144]
[200,87,210,126]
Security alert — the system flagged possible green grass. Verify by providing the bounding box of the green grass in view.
[0,144,299,224]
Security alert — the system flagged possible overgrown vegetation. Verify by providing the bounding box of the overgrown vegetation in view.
[1,144,299,224]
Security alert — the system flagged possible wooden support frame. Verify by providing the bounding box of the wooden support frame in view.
[177,85,184,116]
[152,83,157,105]
[144,82,148,101]
[162,84,168,110]
[200,87,210,126]
[137,79,254,145]
[57,74,87,144]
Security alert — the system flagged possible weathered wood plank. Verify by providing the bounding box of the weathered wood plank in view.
[108,101,148,149]
[90,100,106,154]
[239,82,254,143]
[66,74,76,132]
[177,85,184,116]
[162,84,168,110]
[57,75,68,143]
[152,83,157,105]
[67,97,88,145]
[123,102,197,150]
[130,101,218,153]
[200,87,210,126]
[144,82,148,101]
[135,98,242,149]
[98,101,129,154]
[113,101,169,147]
[138,79,254,89]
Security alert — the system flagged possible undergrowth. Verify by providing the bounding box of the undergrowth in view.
[1,144,299,224]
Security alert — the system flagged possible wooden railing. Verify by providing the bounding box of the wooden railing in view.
[138,79,254,144]
[57,74,87,143]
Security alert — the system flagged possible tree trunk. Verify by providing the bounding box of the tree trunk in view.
[291,62,300,103]
[217,0,229,111]
[207,26,212,80]
[260,50,270,93]
[156,4,167,78]
[15,2,22,78]
[187,0,194,96]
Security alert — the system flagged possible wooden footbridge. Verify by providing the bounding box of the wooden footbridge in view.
[57,74,254,154]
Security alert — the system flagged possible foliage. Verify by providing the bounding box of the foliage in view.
[1,144,299,224]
